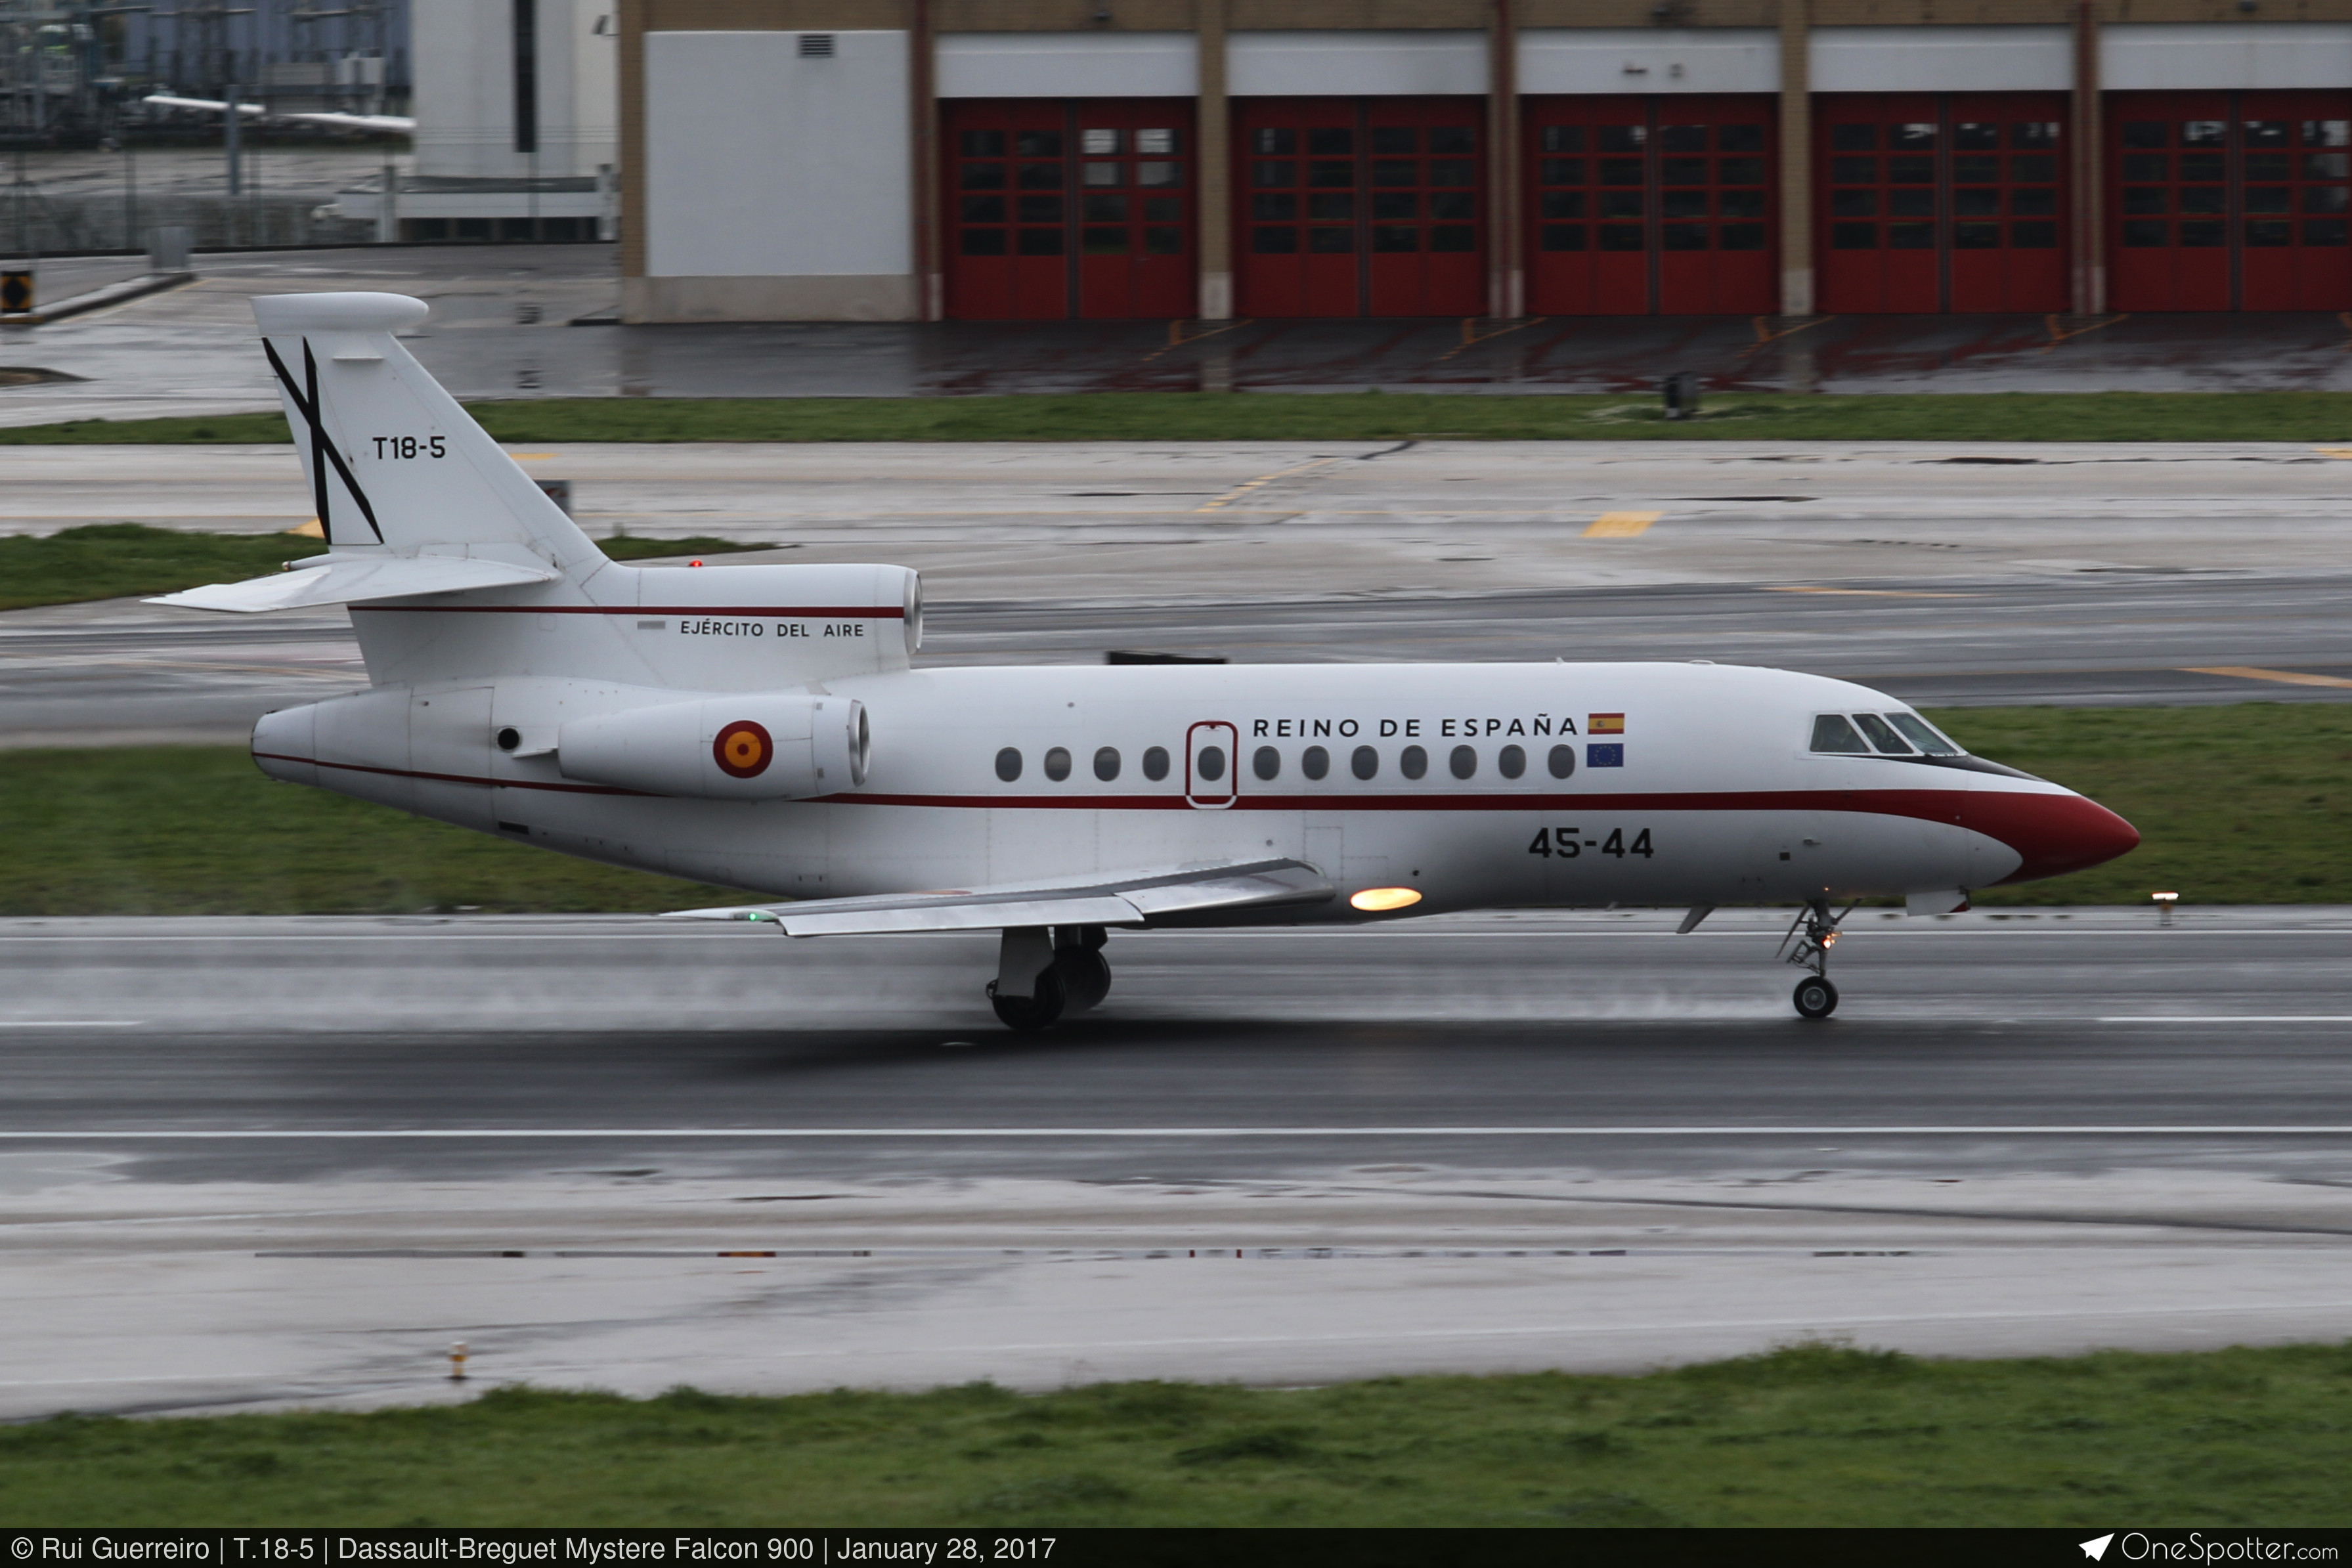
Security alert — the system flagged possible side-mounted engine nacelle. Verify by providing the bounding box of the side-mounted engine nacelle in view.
[555,694,868,799]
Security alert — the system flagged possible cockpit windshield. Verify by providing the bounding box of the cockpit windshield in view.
[1810,710,1968,757]
[1884,712,1963,756]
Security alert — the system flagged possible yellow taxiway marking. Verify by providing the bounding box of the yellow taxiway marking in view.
[1762,586,1977,599]
[1582,511,1661,538]
[506,452,558,461]
[2316,447,2352,460]
[284,518,326,538]
[2183,665,2352,689]
[1197,456,1340,512]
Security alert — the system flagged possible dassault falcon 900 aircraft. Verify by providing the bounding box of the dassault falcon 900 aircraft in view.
[158,293,2140,1027]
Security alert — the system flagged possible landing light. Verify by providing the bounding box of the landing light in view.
[1349,886,1422,912]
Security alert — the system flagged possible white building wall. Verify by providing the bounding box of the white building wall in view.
[634,30,915,322]
[2104,23,2352,91]
[936,32,1196,97]
[1812,26,2072,94]
[1519,28,1777,96]
[1228,31,1488,97]
[413,0,616,180]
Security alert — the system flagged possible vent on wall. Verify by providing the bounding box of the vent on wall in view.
[798,33,835,57]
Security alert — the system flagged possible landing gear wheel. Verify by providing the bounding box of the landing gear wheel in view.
[987,969,1066,1032]
[1792,976,1839,1020]
[1054,948,1112,1012]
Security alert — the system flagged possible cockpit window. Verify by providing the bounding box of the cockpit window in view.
[1852,713,1914,754]
[1885,712,1963,756]
[1810,714,1871,753]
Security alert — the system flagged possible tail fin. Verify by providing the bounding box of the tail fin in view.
[250,292,603,580]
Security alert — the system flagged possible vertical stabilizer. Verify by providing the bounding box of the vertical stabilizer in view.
[250,292,605,582]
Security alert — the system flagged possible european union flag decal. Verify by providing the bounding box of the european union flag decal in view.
[1587,743,1624,768]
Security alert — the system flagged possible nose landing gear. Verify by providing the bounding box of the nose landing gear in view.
[1779,899,1850,1020]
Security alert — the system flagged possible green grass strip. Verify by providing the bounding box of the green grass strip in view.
[9,391,2352,445]
[0,704,2343,915]
[0,524,774,613]
[9,1342,2351,1525]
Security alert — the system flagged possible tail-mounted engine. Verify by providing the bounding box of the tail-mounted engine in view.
[557,695,868,799]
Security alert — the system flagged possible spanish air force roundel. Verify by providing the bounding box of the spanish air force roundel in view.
[713,719,774,779]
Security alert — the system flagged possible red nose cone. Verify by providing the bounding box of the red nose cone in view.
[1966,790,2141,886]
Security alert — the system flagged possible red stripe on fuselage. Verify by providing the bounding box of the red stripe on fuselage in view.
[349,605,905,618]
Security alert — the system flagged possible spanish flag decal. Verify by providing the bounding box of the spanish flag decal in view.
[1588,712,1625,735]
[713,719,774,779]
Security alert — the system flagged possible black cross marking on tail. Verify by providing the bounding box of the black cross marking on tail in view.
[264,336,382,545]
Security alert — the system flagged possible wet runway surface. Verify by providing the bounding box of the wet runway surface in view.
[5,909,2351,1413]
[4,909,2348,1184]
[5,244,2352,429]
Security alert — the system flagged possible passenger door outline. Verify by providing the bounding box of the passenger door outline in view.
[1185,720,1238,809]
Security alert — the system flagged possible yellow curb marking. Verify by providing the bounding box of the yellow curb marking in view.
[1582,511,1661,538]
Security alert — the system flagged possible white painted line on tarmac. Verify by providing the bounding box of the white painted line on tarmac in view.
[0,1020,144,1028]
[0,1125,2345,1140]
[2101,1016,2352,1024]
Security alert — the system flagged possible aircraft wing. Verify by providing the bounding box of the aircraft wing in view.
[664,858,1337,936]
[146,553,560,613]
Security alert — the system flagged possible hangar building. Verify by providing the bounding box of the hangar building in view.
[619,1,2352,322]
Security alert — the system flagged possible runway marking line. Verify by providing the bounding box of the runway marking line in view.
[1196,456,1342,513]
[2,1125,2347,1140]
[1582,512,1661,538]
[2181,664,2352,690]
[0,1021,143,1028]
[2101,1016,2352,1024]
[1762,586,1978,599]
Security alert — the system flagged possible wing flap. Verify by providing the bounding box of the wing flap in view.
[665,858,1336,936]
[146,553,559,614]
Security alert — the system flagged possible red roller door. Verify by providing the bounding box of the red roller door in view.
[1234,97,1485,318]
[2109,91,2352,312]
[1524,95,1776,316]
[944,99,1196,321]
[1817,93,2069,314]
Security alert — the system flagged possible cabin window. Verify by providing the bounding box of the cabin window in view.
[1043,746,1074,780]
[995,747,1023,781]
[1399,745,1428,780]
[1850,714,1913,754]
[1449,745,1477,779]
[1142,745,1171,781]
[1302,745,1330,779]
[1547,743,1576,779]
[1094,746,1122,781]
[1351,745,1379,780]
[1498,743,1525,779]
[1196,745,1227,782]
[1885,712,1963,756]
[1253,745,1282,781]
[1809,714,1870,754]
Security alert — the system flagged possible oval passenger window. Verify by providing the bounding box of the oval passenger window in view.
[1094,746,1122,781]
[995,747,1023,782]
[1449,745,1477,779]
[1351,745,1379,780]
[1498,743,1525,779]
[1400,745,1428,780]
[1302,745,1330,779]
[1548,743,1576,779]
[1142,745,1171,781]
[1196,745,1227,782]
[1043,746,1072,781]
[1253,746,1281,781]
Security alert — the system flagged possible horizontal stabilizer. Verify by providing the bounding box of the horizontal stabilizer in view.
[146,552,560,614]
[666,858,1336,936]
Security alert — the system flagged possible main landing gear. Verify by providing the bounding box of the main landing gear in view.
[1779,899,1851,1020]
[986,924,1112,1031]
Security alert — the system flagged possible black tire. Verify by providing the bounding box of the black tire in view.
[1055,947,1112,1011]
[1793,976,1839,1020]
[988,969,1066,1031]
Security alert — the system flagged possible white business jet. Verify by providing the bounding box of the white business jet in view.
[156,294,2139,1027]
